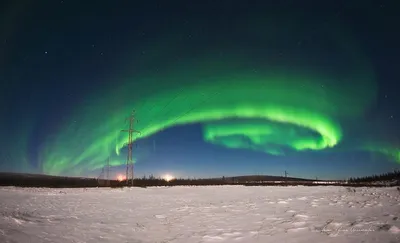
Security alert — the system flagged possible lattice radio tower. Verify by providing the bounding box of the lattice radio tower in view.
[121,110,140,186]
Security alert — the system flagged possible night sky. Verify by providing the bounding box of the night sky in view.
[1,0,399,180]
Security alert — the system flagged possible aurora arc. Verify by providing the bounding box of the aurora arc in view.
[39,62,381,176]
[37,19,398,176]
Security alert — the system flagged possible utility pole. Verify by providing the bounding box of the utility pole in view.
[106,156,110,187]
[121,110,140,187]
[284,170,289,182]
[99,167,105,185]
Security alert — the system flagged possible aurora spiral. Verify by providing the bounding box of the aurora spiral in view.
[29,18,398,176]
[39,66,380,175]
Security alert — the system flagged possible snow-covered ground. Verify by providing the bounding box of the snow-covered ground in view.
[0,186,399,243]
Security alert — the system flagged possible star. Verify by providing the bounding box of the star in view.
[384,94,388,98]
[44,51,48,54]
[100,52,104,55]
[389,115,394,119]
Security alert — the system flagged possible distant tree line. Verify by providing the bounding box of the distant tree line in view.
[0,172,100,188]
[119,176,230,187]
[348,169,400,184]
[1,171,399,188]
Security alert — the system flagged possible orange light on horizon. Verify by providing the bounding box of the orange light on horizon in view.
[117,174,125,182]
[162,174,175,182]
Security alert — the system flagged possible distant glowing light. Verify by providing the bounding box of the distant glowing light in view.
[117,174,125,182]
[162,174,175,182]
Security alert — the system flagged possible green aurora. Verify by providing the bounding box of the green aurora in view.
[39,62,387,175]
[36,21,399,176]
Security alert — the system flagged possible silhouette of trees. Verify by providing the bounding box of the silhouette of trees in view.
[348,169,400,184]
[1,170,399,188]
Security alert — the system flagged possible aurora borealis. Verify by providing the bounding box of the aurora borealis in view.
[1,1,399,179]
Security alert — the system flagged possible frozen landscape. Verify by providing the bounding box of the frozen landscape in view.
[0,186,399,243]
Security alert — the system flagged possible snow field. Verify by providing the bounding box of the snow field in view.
[0,186,399,243]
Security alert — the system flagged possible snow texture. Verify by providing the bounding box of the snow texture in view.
[0,186,399,243]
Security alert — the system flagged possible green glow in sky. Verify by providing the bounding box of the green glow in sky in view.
[37,21,397,176]
[204,119,337,155]
[39,66,380,175]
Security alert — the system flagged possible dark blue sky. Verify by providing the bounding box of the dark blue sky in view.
[0,0,399,180]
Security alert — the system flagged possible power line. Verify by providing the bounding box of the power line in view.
[284,170,289,183]
[121,110,141,186]
[167,83,227,125]
[96,155,112,187]
[139,86,188,134]
[132,82,231,157]
[106,156,110,186]
[116,83,227,172]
